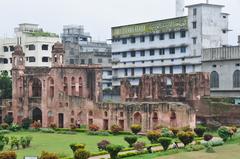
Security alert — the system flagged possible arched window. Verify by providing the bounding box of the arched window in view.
[210,71,219,88]
[89,111,93,116]
[32,78,42,97]
[71,77,76,96]
[79,77,83,97]
[233,70,240,88]
[49,78,54,98]
[64,77,68,95]
[104,111,108,117]
[133,112,142,125]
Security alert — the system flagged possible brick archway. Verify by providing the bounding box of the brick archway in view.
[133,112,142,125]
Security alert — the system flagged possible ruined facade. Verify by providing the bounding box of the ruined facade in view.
[8,42,195,131]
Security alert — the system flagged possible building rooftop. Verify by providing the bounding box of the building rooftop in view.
[185,3,224,8]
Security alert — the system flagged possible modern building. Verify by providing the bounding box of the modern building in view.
[61,25,112,89]
[238,35,240,46]
[202,46,240,97]
[0,23,60,75]
[111,2,229,87]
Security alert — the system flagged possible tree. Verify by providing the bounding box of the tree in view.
[0,72,12,99]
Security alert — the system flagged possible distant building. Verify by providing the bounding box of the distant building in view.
[111,3,229,88]
[61,25,112,89]
[202,46,240,97]
[238,35,240,46]
[0,23,60,75]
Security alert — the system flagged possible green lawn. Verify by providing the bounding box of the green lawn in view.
[4,131,149,158]
[124,143,240,159]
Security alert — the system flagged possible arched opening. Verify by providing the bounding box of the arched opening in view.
[17,78,24,97]
[32,107,42,124]
[104,111,108,117]
[49,78,54,98]
[210,71,219,88]
[152,112,158,129]
[233,70,240,88]
[170,110,177,127]
[63,77,68,95]
[71,77,76,96]
[166,78,173,95]
[32,78,42,97]
[133,112,142,125]
[47,111,54,126]
[71,111,74,116]
[89,111,93,116]
[79,77,83,97]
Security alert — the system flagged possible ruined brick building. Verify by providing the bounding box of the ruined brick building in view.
[8,42,196,131]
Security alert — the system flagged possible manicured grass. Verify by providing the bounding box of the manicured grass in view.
[124,143,240,159]
[3,131,149,158]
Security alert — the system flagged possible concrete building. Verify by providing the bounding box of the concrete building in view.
[61,25,112,89]
[202,46,240,97]
[238,35,240,46]
[111,2,229,88]
[0,23,60,75]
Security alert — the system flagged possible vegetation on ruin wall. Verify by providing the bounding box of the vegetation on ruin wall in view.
[28,32,59,38]
[203,96,235,105]
[0,72,12,99]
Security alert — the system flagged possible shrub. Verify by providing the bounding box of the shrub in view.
[0,151,16,159]
[185,144,205,152]
[97,140,110,151]
[10,136,19,150]
[3,115,13,125]
[124,136,138,147]
[89,124,99,132]
[110,125,122,135]
[177,131,195,146]
[201,138,224,147]
[0,130,10,135]
[0,136,9,145]
[133,141,145,152]
[161,128,174,138]
[203,134,213,142]
[230,126,237,133]
[40,151,59,159]
[205,142,215,153]
[130,125,141,135]
[218,126,231,141]
[106,144,123,159]
[25,136,33,147]
[70,124,76,130]
[9,124,21,132]
[0,123,9,130]
[20,137,27,149]
[147,130,161,144]
[40,128,55,133]
[74,149,90,159]
[170,128,179,137]
[70,144,85,152]
[32,121,41,129]
[181,126,192,132]
[21,118,31,129]
[87,131,110,136]
[158,137,172,151]
[194,126,207,137]
[49,123,57,129]
[0,140,5,151]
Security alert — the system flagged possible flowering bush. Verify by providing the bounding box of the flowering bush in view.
[89,124,99,132]
[110,125,122,135]
[32,121,41,129]
[74,149,90,159]
[70,143,85,152]
[130,125,141,135]
[194,126,207,137]
[0,123,9,130]
[147,130,161,144]
[177,131,195,146]
[133,141,145,152]
[40,151,59,159]
[170,128,179,136]
[70,124,76,130]
[97,140,110,151]
[49,123,57,129]
[203,134,213,142]
[0,151,16,159]
[106,144,124,159]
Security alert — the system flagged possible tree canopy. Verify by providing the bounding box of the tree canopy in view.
[0,72,12,99]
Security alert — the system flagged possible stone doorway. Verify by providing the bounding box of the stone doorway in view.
[119,120,124,130]
[58,113,64,128]
[133,112,142,125]
[103,119,109,130]
[32,107,42,123]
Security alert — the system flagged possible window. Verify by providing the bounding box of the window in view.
[10,46,14,52]
[140,36,145,42]
[122,52,127,58]
[162,67,165,74]
[159,33,164,40]
[170,66,173,74]
[182,65,186,73]
[193,8,197,16]
[180,31,186,38]
[140,50,145,56]
[142,68,146,74]
[124,68,128,76]
[98,58,102,63]
[29,45,36,51]
[223,16,227,19]
[88,59,92,64]
[81,59,85,64]
[193,37,197,45]
[29,57,36,62]
[149,35,154,41]
[171,59,174,62]
[159,49,165,55]
[233,70,240,88]
[10,58,12,63]
[42,57,49,62]
[180,46,186,53]
[131,51,136,57]
[3,46,8,52]
[131,68,134,76]
[150,49,155,56]
[130,37,136,43]
[3,58,8,64]
[193,22,197,29]
[122,38,127,44]
[108,71,112,75]
[150,67,153,74]
[222,30,227,34]
[236,64,240,67]
[169,32,175,39]
[212,64,217,68]
[210,71,219,88]
[70,59,74,64]
[42,45,48,50]
[169,48,175,54]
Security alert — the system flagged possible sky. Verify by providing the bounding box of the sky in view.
[0,0,239,45]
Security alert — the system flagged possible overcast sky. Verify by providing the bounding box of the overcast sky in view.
[0,0,239,45]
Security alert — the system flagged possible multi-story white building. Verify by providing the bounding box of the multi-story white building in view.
[0,23,60,75]
[111,2,229,87]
